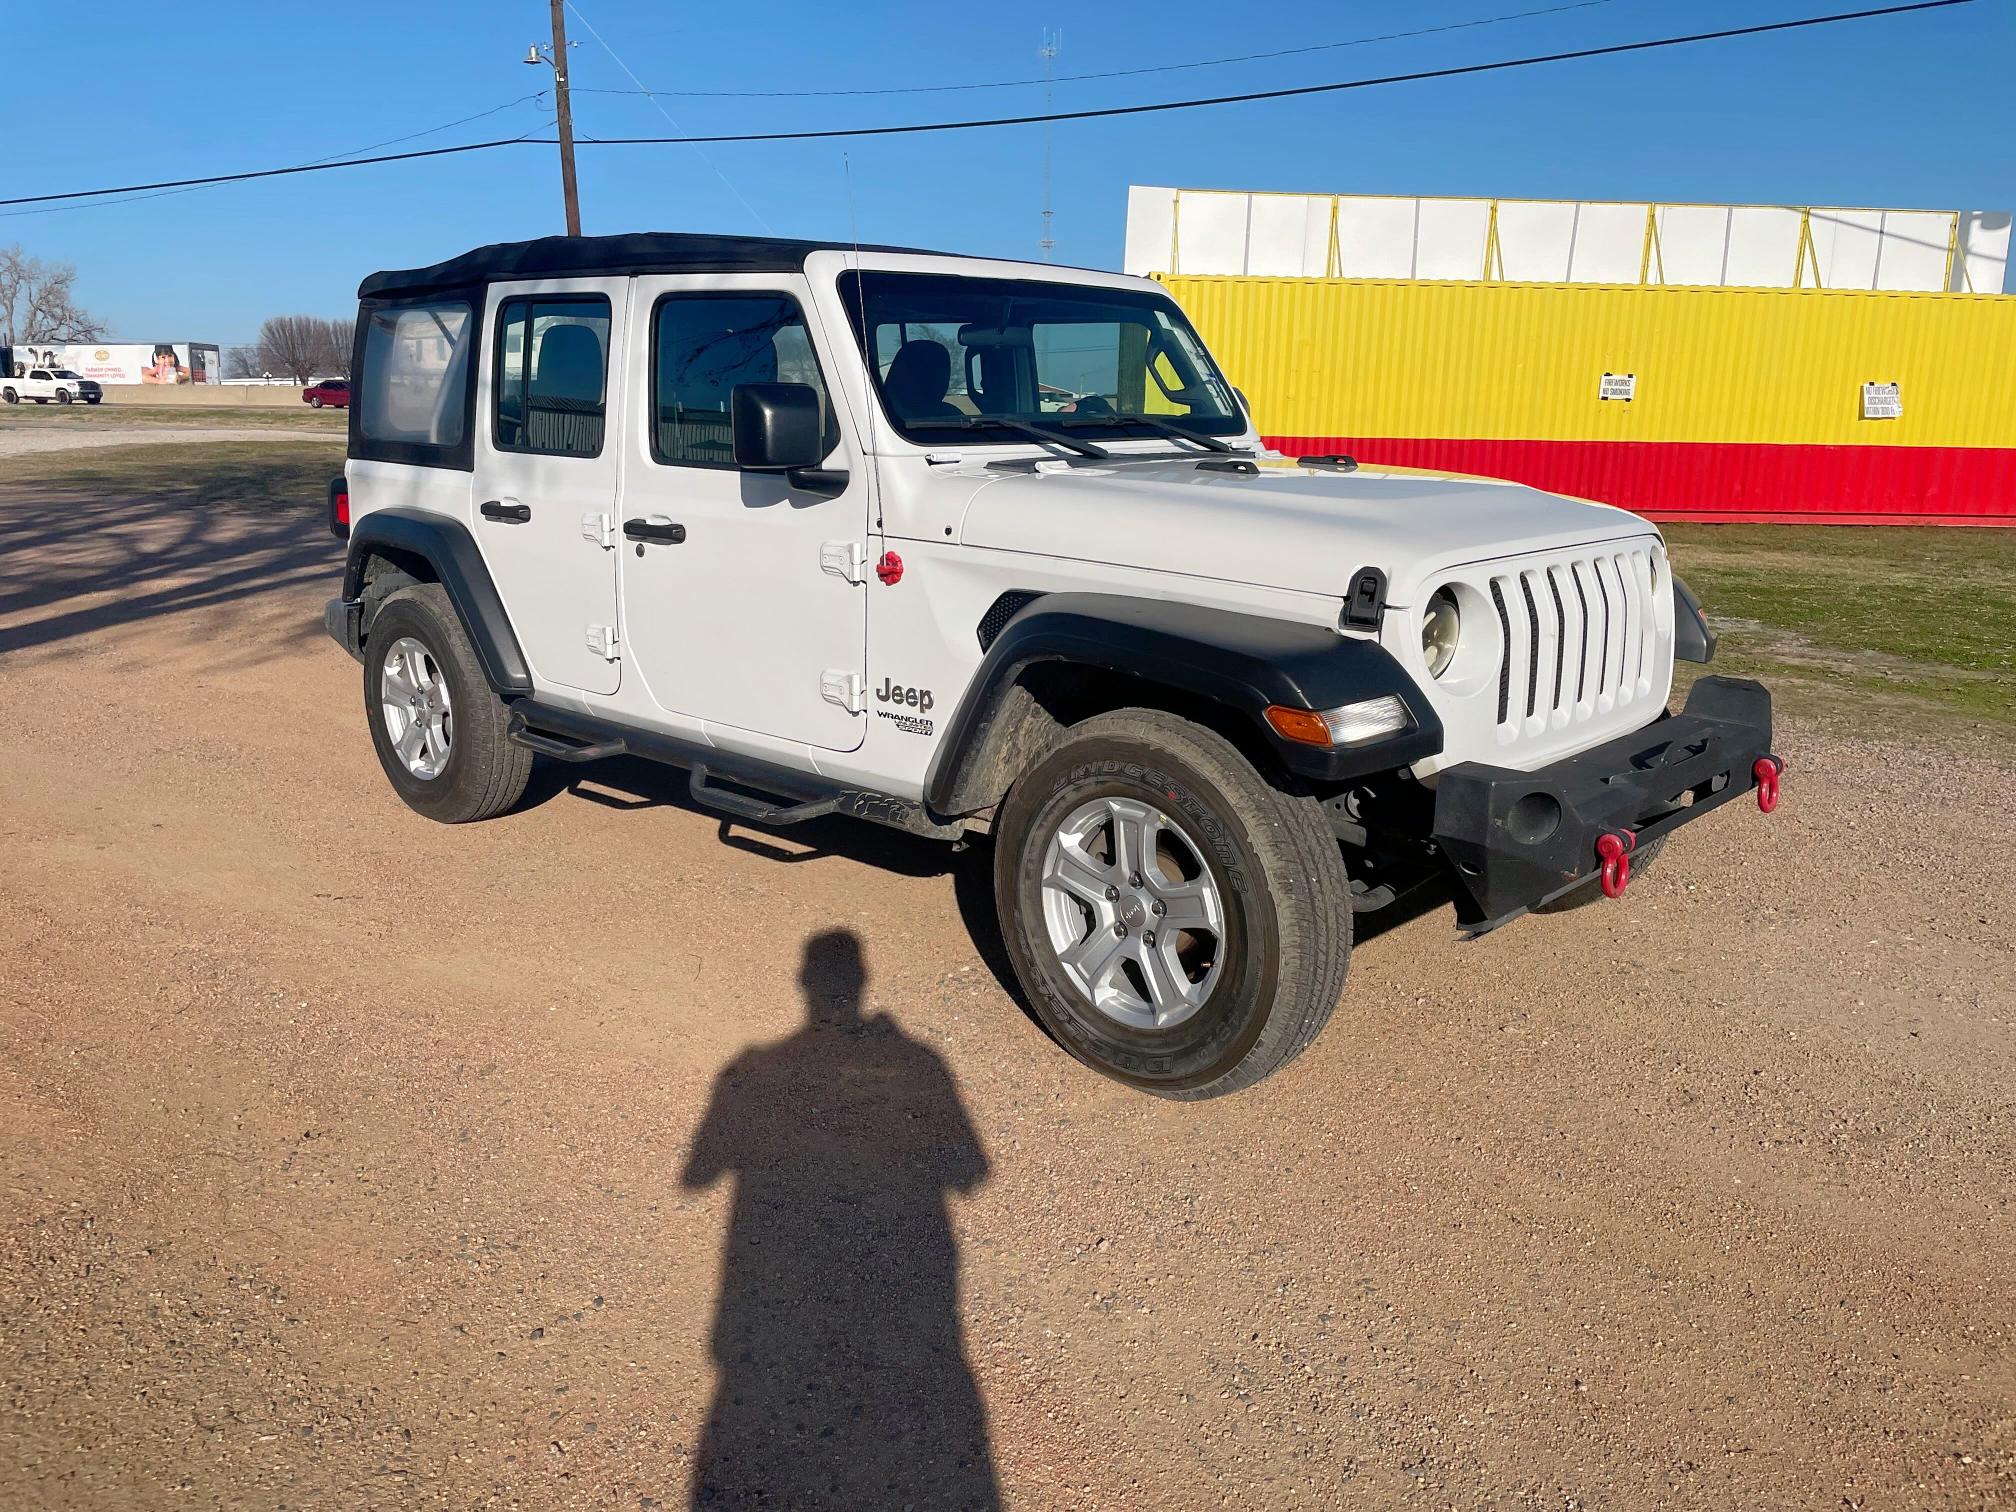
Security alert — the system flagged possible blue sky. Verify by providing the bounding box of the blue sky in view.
[6,0,2009,346]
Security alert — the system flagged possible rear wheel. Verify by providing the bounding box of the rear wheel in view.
[1,388,15,404]
[363,584,531,823]
[994,709,1352,1099]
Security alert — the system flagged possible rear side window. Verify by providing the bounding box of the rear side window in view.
[355,298,477,465]
[493,296,611,458]
[650,293,836,468]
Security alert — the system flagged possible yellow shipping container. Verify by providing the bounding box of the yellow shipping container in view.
[1155,274,2016,524]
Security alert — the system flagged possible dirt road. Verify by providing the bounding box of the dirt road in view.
[2,484,2012,1510]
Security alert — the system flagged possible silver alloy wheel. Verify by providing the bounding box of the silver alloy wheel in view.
[1038,795,1226,1031]
[379,635,453,780]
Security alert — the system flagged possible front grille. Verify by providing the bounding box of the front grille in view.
[1482,544,1665,739]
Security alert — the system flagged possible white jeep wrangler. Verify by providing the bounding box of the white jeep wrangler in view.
[325,233,1779,1099]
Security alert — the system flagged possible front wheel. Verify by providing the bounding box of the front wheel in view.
[55,389,71,404]
[994,709,1352,1100]
[84,396,100,405]
[309,395,323,408]
[363,583,531,823]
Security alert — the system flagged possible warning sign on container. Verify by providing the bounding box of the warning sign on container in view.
[1599,372,1636,402]
[1861,381,1902,420]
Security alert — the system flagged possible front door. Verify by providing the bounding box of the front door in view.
[617,275,868,752]
[471,277,627,697]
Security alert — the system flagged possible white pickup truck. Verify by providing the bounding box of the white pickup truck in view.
[2,365,103,405]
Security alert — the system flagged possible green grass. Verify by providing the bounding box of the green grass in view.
[0,402,345,430]
[0,440,2007,746]
[1664,524,2016,737]
[0,439,346,511]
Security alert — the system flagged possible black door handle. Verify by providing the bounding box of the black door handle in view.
[480,500,531,524]
[623,518,687,544]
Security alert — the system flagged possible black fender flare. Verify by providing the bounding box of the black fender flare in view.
[924,593,1443,813]
[341,508,532,694]
[1671,572,1717,663]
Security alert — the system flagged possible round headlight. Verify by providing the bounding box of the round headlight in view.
[1422,587,1460,678]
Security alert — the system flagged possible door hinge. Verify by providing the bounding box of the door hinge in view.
[820,540,867,585]
[821,669,865,714]
[586,624,620,661]
[582,513,616,549]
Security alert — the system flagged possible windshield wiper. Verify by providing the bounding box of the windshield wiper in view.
[909,415,1109,459]
[1058,414,1235,453]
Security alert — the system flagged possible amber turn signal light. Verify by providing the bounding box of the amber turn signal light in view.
[1264,705,1334,746]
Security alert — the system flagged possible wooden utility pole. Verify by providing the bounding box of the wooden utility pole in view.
[549,0,582,236]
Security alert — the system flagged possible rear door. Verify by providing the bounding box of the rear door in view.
[617,275,868,752]
[470,278,627,697]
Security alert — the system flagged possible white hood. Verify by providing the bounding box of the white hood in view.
[945,457,1659,606]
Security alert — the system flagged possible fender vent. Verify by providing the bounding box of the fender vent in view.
[977,591,1043,650]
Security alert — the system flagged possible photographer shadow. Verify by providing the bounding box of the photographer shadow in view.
[682,930,1001,1510]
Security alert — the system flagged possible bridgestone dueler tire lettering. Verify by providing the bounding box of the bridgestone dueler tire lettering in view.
[994,709,1353,1100]
[364,584,531,824]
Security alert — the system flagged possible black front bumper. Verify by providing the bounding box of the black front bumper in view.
[1431,676,1776,932]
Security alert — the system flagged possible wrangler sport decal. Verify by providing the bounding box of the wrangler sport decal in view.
[874,678,936,736]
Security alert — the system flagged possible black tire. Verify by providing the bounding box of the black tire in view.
[309,395,323,408]
[55,389,71,404]
[2,388,16,404]
[1534,835,1669,914]
[84,396,100,405]
[994,709,1352,1100]
[363,584,531,824]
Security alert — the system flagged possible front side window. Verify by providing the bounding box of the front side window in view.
[357,298,476,457]
[838,272,1243,446]
[650,293,836,468]
[493,296,611,458]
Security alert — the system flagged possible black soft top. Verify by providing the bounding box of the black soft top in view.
[357,232,940,300]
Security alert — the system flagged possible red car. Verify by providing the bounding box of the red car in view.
[303,378,350,409]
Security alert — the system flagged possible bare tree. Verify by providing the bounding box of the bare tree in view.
[256,314,352,383]
[0,245,105,347]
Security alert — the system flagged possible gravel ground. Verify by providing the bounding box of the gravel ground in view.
[1,485,2011,1510]
[0,424,335,457]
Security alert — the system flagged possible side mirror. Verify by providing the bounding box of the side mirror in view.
[732,382,825,470]
[731,382,847,496]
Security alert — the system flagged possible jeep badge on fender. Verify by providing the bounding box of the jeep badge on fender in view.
[324,231,1778,1101]
[875,679,934,713]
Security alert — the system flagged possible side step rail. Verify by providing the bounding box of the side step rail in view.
[506,711,627,763]
[688,764,841,826]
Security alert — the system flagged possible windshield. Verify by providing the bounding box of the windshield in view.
[838,271,1244,447]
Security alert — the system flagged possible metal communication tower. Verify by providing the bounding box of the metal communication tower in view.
[1039,30,1061,260]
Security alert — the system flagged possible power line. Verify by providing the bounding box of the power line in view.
[570,0,1626,100]
[563,0,775,234]
[0,93,550,220]
[0,2,1973,209]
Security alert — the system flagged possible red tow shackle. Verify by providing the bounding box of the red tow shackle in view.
[1753,754,1783,814]
[1596,829,1637,899]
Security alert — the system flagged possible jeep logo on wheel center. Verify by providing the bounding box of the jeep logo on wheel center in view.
[325,230,1779,1100]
